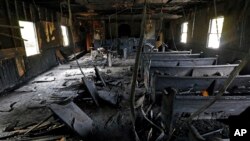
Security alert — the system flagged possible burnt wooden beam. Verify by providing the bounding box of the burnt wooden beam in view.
[5,0,17,48]
[22,2,27,20]
[0,33,27,41]
[29,4,34,21]
[161,87,176,135]
[76,13,182,20]
[0,47,26,60]
[0,25,23,29]
[14,0,25,49]
[37,7,41,21]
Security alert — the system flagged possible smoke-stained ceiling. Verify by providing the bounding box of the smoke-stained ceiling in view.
[23,0,224,20]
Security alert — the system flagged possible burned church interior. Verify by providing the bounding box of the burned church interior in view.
[1,0,250,140]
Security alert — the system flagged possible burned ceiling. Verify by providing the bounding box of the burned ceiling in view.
[23,0,224,20]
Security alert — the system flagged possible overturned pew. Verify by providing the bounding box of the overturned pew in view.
[150,64,238,77]
[153,75,250,93]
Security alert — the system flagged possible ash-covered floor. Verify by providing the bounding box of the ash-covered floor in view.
[0,52,230,141]
[0,53,140,140]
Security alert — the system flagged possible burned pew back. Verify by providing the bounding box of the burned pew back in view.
[153,75,250,92]
[149,58,217,67]
[150,64,238,77]
[145,50,192,54]
[173,96,250,119]
[143,53,201,60]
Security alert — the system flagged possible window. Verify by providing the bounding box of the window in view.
[19,21,40,56]
[61,26,69,46]
[180,22,188,43]
[207,16,224,49]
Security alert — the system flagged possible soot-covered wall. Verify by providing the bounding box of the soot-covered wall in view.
[167,0,250,74]
[0,0,78,94]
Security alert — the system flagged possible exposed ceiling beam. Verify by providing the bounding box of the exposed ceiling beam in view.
[76,13,182,20]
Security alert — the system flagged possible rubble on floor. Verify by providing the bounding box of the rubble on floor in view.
[0,52,231,141]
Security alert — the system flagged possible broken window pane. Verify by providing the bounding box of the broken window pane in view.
[19,21,40,57]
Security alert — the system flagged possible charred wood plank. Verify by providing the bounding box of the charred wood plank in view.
[94,66,106,87]
[82,77,100,106]
[49,102,93,137]
[161,88,176,135]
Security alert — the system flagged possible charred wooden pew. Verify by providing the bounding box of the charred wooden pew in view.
[173,95,250,119]
[141,53,210,77]
[143,53,202,60]
[149,57,217,67]
[157,76,250,120]
[150,64,238,77]
[145,50,192,54]
[153,75,250,93]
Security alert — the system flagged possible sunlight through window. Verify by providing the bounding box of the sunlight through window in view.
[61,26,69,47]
[207,17,224,49]
[180,22,188,43]
[19,21,40,56]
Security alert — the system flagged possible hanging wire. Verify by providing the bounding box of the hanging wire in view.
[213,0,220,42]
[191,7,197,38]
[144,0,165,86]
[130,2,147,140]
[239,0,249,48]
[171,26,178,51]
[67,0,85,77]
[182,7,187,21]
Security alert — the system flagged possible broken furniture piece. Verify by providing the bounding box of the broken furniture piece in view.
[94,66,107,87]
[49,102,93,137]
[82,77,119,106]
[82,77,100,106]
[97,90,119,105]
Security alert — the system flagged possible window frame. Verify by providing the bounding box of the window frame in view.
[60,25,70,47]
[19,20,40,57]
[180,22,188,43]
[206,16,224,49]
